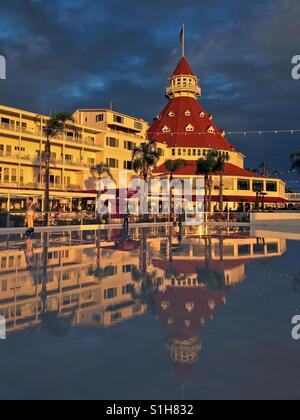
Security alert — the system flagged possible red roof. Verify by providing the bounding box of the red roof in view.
[148,96,234,150]
[172,57,195,76]
[155,161,258,177]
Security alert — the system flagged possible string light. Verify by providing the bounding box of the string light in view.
[149,129,300,136]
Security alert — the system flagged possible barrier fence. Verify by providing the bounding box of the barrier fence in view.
[0,211,251,229]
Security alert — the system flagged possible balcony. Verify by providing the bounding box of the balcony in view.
[0,122,101,149]
[0,181,82,192]
[166,83,201,98]
[0,151,92,169]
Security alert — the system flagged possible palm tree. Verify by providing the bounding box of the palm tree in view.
[291,151,300,172]
[42,112,74,225]
[90,163,114,219]
[164,159,187,221]
[215,152,230,212]
[196,151,218,213]
[260,162,269,177]
[132,140,161,217]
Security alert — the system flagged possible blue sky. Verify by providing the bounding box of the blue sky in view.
[0,0,300,188]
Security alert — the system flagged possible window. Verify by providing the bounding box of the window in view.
[267,243,278,254]
[168,111,175,117]
[11,169,17,182]
[104,266,118,277]
[96,114,104,122]
[122,284,132,295]
[172,149,176,156]
[124,161,133,170]
[87,158,95,165]
[65,154,72,162]
[158,148,164,157]
[106,158,119,169]
[134,121,143,130]
[238,180,250,190]
[185,110,191,116]
[207,125,215,134]
[200,112,205,118]
[124,140,135,151]
[106,137,119,148]
[162,125,170,133]
[104,288,117,300]
[238,244,251,256]
[123,265,134,273]
[113,115,124,124]
[185,124,195,132]
[253,244,265,255]
[4,168,9,182]
[252,181,264,192]
[266,182,277,192]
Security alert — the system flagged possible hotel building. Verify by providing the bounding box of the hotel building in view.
[0,48,287,214]
[0,105,157,212]
[150,55,287,210]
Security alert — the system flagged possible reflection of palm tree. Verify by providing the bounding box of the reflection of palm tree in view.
[40,233,75,336]
[131,265,157,307]
[197,237,227,290]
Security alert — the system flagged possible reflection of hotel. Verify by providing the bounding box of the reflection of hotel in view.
[0,231,286,335]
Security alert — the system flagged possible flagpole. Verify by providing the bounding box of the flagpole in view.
[182,24,185,57]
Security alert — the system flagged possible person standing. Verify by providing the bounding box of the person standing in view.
[26,197,36,236]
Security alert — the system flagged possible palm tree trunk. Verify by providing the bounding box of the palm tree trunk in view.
[204,175,208,213]
[219,172,224,212]
[208,184,212,213]
[44,138,51,226]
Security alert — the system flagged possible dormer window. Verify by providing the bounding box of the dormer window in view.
[162,125,171,133]
[200,112,205,118]
[185,110,191,117]
[220,130,226,137]
[207,125,215,134]
[185,124,195,132]
[168,111,175,117]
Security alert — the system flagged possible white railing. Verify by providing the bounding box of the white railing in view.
[0,123,99,147]
[286,193,300,201]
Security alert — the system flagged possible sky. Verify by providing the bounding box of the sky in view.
[0,0,300,189]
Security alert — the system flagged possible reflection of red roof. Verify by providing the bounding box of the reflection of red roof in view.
[154,287,226,340]
[107,241,140,252]
[148,97,234,150]
[155,161,258,177]
[154,286,226,382]
[153,259,244,274]
[172,57,195,76]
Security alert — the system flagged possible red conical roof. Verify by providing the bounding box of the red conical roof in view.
[172,57,195,76]
[148,96,235,151]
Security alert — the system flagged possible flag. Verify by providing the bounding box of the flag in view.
[180,25,184,44]
[180,25,185,57]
